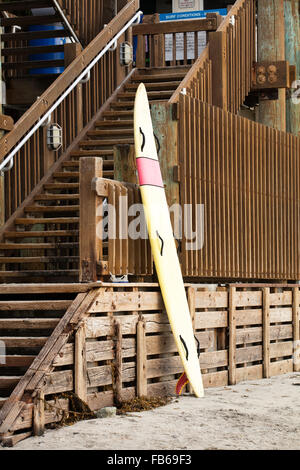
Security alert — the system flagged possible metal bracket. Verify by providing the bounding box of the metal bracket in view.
[252,61,293,90]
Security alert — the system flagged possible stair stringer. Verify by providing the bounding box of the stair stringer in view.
[0,288,99,447]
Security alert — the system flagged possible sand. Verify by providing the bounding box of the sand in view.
[2,373,300,451]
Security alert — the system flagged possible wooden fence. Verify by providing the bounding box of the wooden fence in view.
[0,0,139,222]
[79,157,152,282]
[2,282,298,442]
[170,0,256,113]
[133,16,218,68]
[178,94,300,281]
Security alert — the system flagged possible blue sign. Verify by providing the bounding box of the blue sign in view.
[159,8,227,22]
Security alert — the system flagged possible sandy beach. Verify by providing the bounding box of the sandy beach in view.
[2,373,299,451]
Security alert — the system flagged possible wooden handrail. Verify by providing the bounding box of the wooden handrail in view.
[132,17,217,35]
[0,0,140,163]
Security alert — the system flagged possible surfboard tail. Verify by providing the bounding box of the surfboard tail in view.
[175,372,189,395]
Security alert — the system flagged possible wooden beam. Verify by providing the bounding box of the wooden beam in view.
[136,319,147,397]
[263,287,270,378]
[75,323,87,403]
[132,18,217,35]
[33,390,45,437]
[228,286,236,385]
[114,320,123,404]
[79,157,103,283]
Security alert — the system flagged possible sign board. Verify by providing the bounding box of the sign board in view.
[173,0,203,13]
[160,9,228,22]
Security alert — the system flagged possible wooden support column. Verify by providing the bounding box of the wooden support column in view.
[75,323,87,403]
[79,157,103,282]
[114,320,123,404]
[293,287,300,372]
[114,145,137,184]
[284,0,300,136]
[257,0,286,131]
[136,318,147,397]
[187,287,196,394]
[228,286,236,385]
[33,390,45,437]
[209,30,228,110]
[263,287,270,378]
[0,21,4,227]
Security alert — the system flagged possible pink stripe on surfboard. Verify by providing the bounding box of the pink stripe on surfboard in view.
[136,157,164,188]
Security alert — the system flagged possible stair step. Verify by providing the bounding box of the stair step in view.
[0,256,79,264]
[87,129,132,137]
[0,14,61,28]
[0,337,48,348]
[62,160,114,169]
[0,242,79,250]
[0,318,60,328]
[2,59,65,71]
[125,81,181,90]
[0,356,35,369]
[70,150,114,158]
[43,183,79,190]
[24,205,80,213]
[0,270,79,280]
[79,139,134,147]
[95,120,133,128]
[2,45,65,57]
[0,376,22,393]
[0,300,71,312]
[15,217,79,225]
[133,72,188,82]
[4,231,78,239]
[117,91,173,100]
[1,29,70,43]
[102,110,133,118]
[53,172,80,179]
[0,1,50,12]
[35,194,80,201]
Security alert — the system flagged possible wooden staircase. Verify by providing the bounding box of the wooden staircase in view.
[0,66,189,284]
[0,286,81,412]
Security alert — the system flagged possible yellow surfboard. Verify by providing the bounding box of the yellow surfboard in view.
[134,83,204,398]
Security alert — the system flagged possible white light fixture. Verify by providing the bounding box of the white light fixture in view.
[120,42,133,66]
[47,124,62,151]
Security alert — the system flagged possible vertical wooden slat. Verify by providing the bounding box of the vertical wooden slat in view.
[137,319,147,397]
[263,287,270,378]
[293,287,300,372]
[229,286,236,385]
[75,323,87,403]
[33,390,45,437]
[114,320,123,404]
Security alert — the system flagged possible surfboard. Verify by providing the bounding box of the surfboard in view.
[134,83,204,398]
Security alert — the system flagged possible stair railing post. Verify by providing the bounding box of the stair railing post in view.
[209,30,228,110]
[79,157,103,282]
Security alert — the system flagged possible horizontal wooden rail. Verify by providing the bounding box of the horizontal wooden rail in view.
[132,18,217,35]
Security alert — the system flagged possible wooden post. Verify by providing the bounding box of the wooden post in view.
[0,21,4,227]
[114,145,137,184]
[257,0,286,131]
[284,0,300,136]
[136,318,147,397]
[64,43,84,134]
[209,31,228,110]
[187,287,196,394]
[293,287,300,372]
[33,390,45,437]
[228,286,236,385]
[75,323,87,403]
[114,320,123,404]
[263,287,270,378]
[79,157,103,282]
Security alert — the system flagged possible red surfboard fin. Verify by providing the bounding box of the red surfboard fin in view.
[175,372,189,395]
